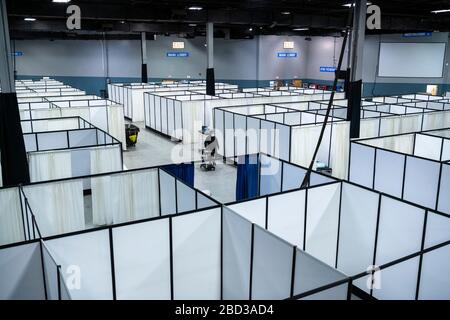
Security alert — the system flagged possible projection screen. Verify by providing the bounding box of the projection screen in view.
[378,42,446,78]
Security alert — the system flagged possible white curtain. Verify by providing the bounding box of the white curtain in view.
[91,169,160,226]
[23,180,85,237]
[28,151,72,183]
[291,125,322,168]
[423,111,450,131]
[107,105,127,150]
[0,188,24,245]
[90,146,122,175]
[360,119,380,138]
[330,122,350,179]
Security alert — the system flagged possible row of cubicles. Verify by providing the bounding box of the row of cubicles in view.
[213,96,450,179]
[0,157,351,300]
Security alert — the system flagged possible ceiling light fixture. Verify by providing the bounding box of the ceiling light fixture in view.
[431,9,450,14]
[342,2,371,7]
[188,23,197,27]
[293,27,309,31]
[24,17,36,21]
[249,27,253,31]
[52,0,71,3]
[188,6,203,11]
[281,11,291,15]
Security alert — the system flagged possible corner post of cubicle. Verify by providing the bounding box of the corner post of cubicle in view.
[206,22,215,96]
[0,0,30,186]
[141,32,148,83]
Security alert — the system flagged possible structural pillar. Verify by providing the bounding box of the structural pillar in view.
[347,0,366,138]
[0,0,29,186]
[206,22,215,96]
[141,32,148,83]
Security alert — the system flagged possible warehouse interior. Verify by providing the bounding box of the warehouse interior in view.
[1,0,450,302]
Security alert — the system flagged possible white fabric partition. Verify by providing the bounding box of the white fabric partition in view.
[0,188,25,246]
[113,218,171,300]
[251,225,293,300]
[23,180,85,237]
[418,244,450,299]
[305,183,341,266]
[0,242,46,300]
[46,230,114,300]
[91,169,160,225]
[28,151,72,183]
[172,208,221,300]
[222,207,252,300]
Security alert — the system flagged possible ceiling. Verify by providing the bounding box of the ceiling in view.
[6,0,450,40]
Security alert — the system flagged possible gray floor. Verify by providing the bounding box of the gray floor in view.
[123,122,236,204]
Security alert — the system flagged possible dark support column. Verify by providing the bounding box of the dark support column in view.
[347,0,366,138]
[0,0,30,186]
[141,32,148,83]
[206,22,215,96]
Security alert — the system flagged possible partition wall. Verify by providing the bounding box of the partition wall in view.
[349,128,450,215]
[22,117,123,183]
[228,155,450,299]
[0,206,350,300]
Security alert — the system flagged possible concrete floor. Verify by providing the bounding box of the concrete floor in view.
[123,121,236,204]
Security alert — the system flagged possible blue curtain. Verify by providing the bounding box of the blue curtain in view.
[236,154,259,201]
[163,162,194,187]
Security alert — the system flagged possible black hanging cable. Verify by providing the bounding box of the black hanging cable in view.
[300,9,354,188]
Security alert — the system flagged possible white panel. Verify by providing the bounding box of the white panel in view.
[260,155,282,196]
[438,164,450,214]
[275,124,290,161]
[424,211,450,249]
[0,242,45,300]
[282,162,305,192]
[172,208,221,300]
[419,244,450,300]
[374,149,405,198]
[176,180,196,213]
[376,196,425,265]
[222,208,252,300]
[113,219,171,300]
[197,193,216,209]
[267,190,305,248]
[234,114,247,157]
[403,156,440,209]
[338,183,379,279]
[89,107,107,132]
[372,258,420,300]
[214,109,224,156]
[37,131,68,150]
[260,120,275,156]
[305,183,341,266]
[246,117,260,155]
[46,230,113,300]
[294,248,347,297]
[228,198,266,228]
[349,143,375,188]
[69,129,97,147]
[378,42,446,78]
[160,170,176,215]
[414,134,442,161]
[42,243,59,300]
[224,112,234,158]
[0,188,24,246]
[441,139,450,161]
[251,226,293,300]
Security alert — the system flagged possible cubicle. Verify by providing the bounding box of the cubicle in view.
[349,128,450,215]
[22,117,123,183]
[0,205,350,300]
[228,155,450,299]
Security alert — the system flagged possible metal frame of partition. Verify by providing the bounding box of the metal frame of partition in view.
[348,127,450,214]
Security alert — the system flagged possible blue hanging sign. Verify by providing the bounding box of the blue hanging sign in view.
[402,32,432,38]
[167,52,189,57]
[13,51,24,56]
[277,52,298,58]
[320,66,337,73]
